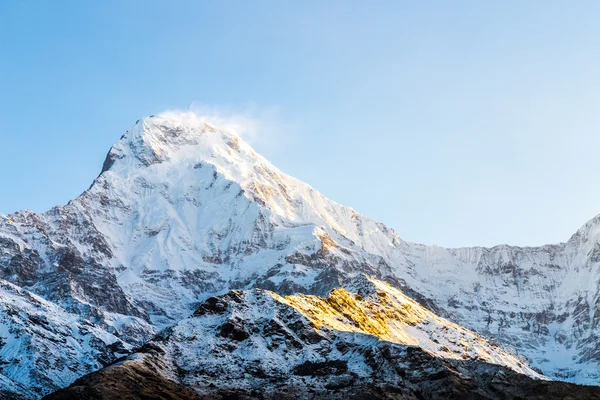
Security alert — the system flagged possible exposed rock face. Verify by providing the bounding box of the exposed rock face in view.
[45,286,600,400]
[2,111,600,397]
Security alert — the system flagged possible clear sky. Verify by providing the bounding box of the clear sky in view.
[1,1,600,248]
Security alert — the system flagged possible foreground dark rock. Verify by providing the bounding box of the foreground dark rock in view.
[44,361,199,400]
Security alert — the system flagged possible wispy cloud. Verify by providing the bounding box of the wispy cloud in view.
[158,103,295,152]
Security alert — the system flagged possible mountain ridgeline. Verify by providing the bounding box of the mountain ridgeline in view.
[1,111,600,399]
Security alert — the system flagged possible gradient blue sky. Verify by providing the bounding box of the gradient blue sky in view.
[1,1,600,247]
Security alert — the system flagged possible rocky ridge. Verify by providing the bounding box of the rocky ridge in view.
[47,282,600,399]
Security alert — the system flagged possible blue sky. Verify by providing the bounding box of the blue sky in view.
[1,1,600,247]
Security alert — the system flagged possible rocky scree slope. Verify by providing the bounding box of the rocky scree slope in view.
[0,111,600,395]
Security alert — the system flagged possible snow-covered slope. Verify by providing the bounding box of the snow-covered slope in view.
[2,111,600,397]
[0,279,144,397]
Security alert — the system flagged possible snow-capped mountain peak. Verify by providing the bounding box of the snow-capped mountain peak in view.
[3,113,600,398]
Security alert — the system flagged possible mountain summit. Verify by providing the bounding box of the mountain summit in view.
[2,112,600,398]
